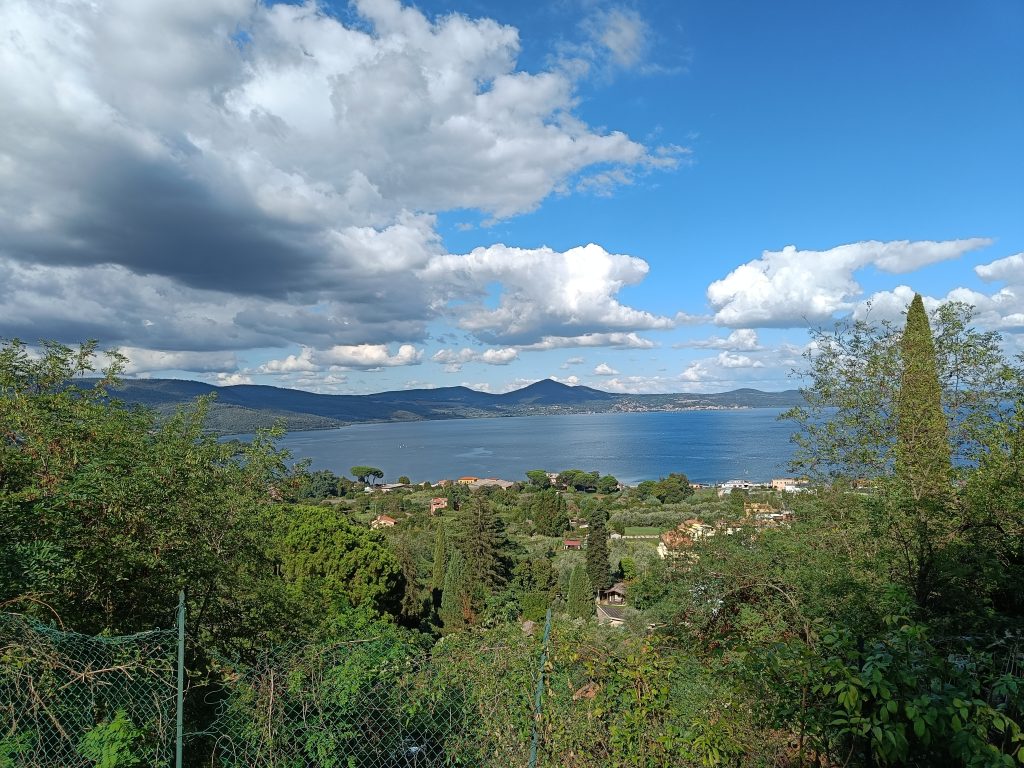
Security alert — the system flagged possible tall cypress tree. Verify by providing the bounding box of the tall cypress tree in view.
[430,522,447,591]
[565,565,594,619]
[896,294,951,501]
[585,508,611,591]
[439,549,468,631]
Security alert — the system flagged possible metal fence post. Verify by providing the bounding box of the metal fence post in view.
[528,607,552,768]
[176,590,185,768]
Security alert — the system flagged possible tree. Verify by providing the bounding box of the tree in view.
[276,505,404,618]
[294,468,340,500]
[635,480,659,500]
[431,522,447,591]
[397,475,411,485]
[531,489,568,536]
[0,339,297,647]
[451,494,514,613]
[785,301,1017,481]
[597,474,620,494]
[350,466,384,485]
[653,472,693,503]
[439,549,469,631]
[585,508,611,591]
[557,469,599,492]
[895,294,951,502]
[565,565,594,619]
[525,469,551,489]
[885,295,956,608]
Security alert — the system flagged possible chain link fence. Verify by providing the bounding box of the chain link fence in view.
[0,607,549,768]
[0,613,178,767]
[191,634,540,767]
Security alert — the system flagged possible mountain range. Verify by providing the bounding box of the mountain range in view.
[98,377,805,434]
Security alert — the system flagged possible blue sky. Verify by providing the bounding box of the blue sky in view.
[1,0,1021,393]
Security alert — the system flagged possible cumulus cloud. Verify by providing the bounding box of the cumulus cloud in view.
[707,239,992,327]
[593,362,619,375]
[0,0,678,365]
[675,328,760,351]
[716,351,763,369]
[855,251,1024,334]
[425,243,677,343]
[120,347,240,374]
[520,332,657,351]
[432,346,518,371]
[316,344,422,369]
[262,343,422,372]
[216,372,254,386]
[976,252,1024,283]
[479,347,519,365]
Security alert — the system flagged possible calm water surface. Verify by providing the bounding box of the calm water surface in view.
[258,409,796,485]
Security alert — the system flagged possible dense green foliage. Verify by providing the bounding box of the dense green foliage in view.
[584,507,612,590]
[565,565,594,619]
[531,488,569,536]
[896,295,952,500]
[3,309,1022,768]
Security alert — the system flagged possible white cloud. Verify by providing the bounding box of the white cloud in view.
[120,347,239,374]
[601,375,676,394]
[0,0,678,367]
[976,252,1024,283]
[716,351,763,369]
[561,356,585,368]
[216,372,254,386]
[316,343,422,370]
[521,332,657,351]
[432,348,476,372]
[479,347,519,365]
[583,8,649,69]
[707,238,992,327]
[852,286,941,323]
[260,343,422,372]
[855,252,1024,334]
[676,328,760,351]
[259,348,318,373]
[593,362,619,375]
[432,346,518,371]
[426,243,677,343]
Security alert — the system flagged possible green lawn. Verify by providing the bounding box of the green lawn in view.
[622,526,664,537]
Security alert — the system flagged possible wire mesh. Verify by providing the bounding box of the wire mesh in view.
[193,633,538,768]
[0,613,178,767]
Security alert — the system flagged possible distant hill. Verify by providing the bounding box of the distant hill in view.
[95,377,804,434]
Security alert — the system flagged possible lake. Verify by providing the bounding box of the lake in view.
[255,409,797,485]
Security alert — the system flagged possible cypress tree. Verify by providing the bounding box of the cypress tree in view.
[430,522,447,591]
[566,565,594,619]
[585,509,611,591]
[896,294,951,501]
[439,549,468,631]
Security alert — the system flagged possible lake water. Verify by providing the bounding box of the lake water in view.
[258,409,797,485]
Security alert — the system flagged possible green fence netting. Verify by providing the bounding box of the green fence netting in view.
[0,613,178,767]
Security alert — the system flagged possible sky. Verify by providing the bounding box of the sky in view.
[1,0,1022,394]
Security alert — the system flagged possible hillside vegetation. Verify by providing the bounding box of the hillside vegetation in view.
[2,299,1023,767]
